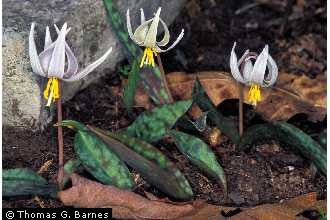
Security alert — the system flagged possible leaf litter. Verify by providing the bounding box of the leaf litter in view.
[59,175,326,220]
[135,71,325,122]
[58,174,199,219]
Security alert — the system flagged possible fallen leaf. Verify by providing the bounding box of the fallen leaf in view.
[177,204,233,220]
[59,175,326,219]
[59,174,199,219]
[37,160,53,174]
[135,71,326,122]
[177,192,326,220]
[229,192,325,220]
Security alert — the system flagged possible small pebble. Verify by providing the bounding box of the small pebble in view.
[287,166,295,171]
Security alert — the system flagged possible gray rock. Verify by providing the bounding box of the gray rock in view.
[3,0,186,130]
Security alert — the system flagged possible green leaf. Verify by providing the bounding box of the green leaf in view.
[124,100,193,142]
[169,130,227,194]
[88,125,194,200]
[123,60,140,114]
[239,122,327,175]
[64,159,82,175]
[193,79,240,144]
[3,168,58,198]
[317,129,326,149]
[63,159,83,187]
[103,0,172,105]
[59,120,135,189]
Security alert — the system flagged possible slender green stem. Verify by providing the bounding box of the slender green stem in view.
[156,55,174,103]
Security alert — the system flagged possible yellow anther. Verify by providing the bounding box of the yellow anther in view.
[43,77,59,107]
[140,47,158,68]
[247,84,262,106]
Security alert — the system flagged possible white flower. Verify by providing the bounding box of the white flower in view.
[230,42,278,105]
[127,7,184,68]
[29,22,112,106]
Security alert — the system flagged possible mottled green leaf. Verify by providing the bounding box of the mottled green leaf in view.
[124,100,193,142]
[103,0,172,104]
[193,79,240,144]
[59,120,134,189]
[123,60,140,114]
[88,125,193,200]
[63,159,83,187]
[3,168,58,198]
[239,122,327,175]
[169,130,227,194]
[64,159,82,175]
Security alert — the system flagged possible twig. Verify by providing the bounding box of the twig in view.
[57,80,64,189]
[235,2,260,15]
[156,55,174,103]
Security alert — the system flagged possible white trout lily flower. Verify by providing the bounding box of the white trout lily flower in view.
[230,42,278,106]
[29,22,112,106]
[127,7,184,68]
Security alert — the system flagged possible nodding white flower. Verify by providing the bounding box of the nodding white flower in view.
[127,7,184,68]
[29,22,112,106]
[230,42,278,106]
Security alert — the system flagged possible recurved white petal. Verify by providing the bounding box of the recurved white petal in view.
[29,23,46,76]
[143,7,161,48]
[54,23,71,35]
[126,9,136,43]
[155,28,184,53]
[63,47,112,82]
[44,26,52,50]
[229,42,246,84]
[47,23,67,78]
[140,8,146,24]
[242,59,253,82]
[237,49,250,66]
[157,18,170,47]
[38,41,56,74]
[133,18,153,45]
[264,54,278,86]
[63,44,79,78]
[53,23,79,78]
[250,45,269,86]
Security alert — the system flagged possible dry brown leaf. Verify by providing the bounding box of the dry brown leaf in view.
[59,175,325,219]
[177,204,232,220]
[229,192,325,220]
[135,71,326,122]
[37,160,53,174]
[177,192,326,220]
[58,174,199,219]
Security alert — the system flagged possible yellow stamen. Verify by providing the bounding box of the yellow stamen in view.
[247,84,262,106]
[140,47,158,68]
[43,77,59,107]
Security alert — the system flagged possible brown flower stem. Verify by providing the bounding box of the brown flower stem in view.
[156,54,174,103]
[57,80,64,189]
[238,82,244,137]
